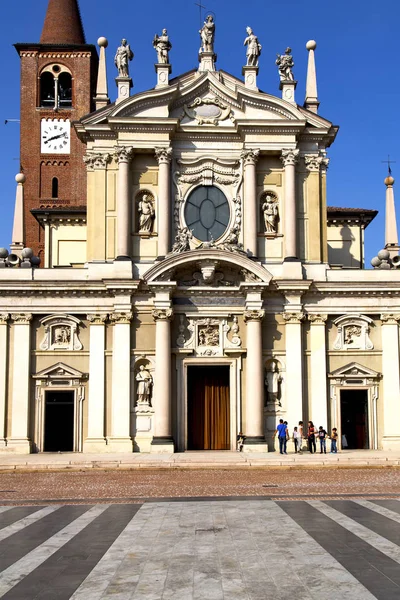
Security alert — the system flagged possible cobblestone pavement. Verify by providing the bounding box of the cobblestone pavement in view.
[0,468,399,504]
[0,497,400,599]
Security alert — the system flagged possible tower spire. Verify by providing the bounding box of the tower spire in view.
[384,172,399,258]
[304,40,319,113]
[40,0,86,45]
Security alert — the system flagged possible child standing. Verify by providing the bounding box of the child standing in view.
[330,428,338,453]
[293,426,300,453]
[318,426,327,453]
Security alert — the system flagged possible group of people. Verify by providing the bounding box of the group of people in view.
[274,420,339,455]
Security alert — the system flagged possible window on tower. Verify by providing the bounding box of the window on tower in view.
[40,72,55,107]
[58,73,72,108]
[39,66,73,109]
[52,177,59,199]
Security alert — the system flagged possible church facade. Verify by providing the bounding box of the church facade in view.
[1,0,400,454]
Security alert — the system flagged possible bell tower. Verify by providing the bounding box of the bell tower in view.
[14,0,98,260]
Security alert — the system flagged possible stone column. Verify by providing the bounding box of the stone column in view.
[84,314,108,452]
[114,146,134,260]
[151,308,174,452]
[9,313,32,453]
[0,314,9,448]
[308,314,328,429]
[380,314,400,450]
[108,311,133,451]
[281,149,299,259]
[243,309,267,451]
[282,311,305,429]
[241,149,260,257]
[155,147,172,257]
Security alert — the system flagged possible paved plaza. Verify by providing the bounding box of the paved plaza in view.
[0,496,399,599]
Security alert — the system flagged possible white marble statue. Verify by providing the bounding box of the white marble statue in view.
[153,29,172,64]
[265,362,282,406]
[243,27,261,67]
[138,195,155,233]
[199,15,215,53]
[114,38,134,77]
[171,227,193,254]
[262,195,279,233]
[276,47,294,81]
[136,365,153,404]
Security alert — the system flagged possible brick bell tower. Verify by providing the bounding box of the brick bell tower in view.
[14,0,98,261]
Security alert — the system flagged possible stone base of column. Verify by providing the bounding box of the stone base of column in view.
[151,436,175,453]
[106,437,133,452]
[282,260,302,278]
[83,438,108,453]
[0,439,7,449]
[5,438,31,454]
[242,65,259,91]
[114,255,132,261]
[115,76,132,104]
[243,436,268,453]
[381,436,400,451]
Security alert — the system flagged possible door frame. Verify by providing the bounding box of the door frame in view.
[43,389,76,452]
[176,356,242,451]
[339,388,371,450]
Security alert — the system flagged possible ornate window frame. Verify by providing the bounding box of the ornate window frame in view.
[333,314,374,351]
[39,314,83,351]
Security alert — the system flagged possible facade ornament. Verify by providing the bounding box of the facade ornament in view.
[320,156,330,172]
[265,360,283,407]
[181,97,235,126]
[110,312,133,324]
[138,193,155,234]
[304,154,323,172]
[152,308,173,322]
[243,27,262,66]
[198,320,220,346]
[136,364,153,406]
[199,15,215,53]
[87,314,108,325]
[333,314,373,350]
[280,149,299,167]
[282,312,305,324]
[114,38,134,77]
[223,316,242,348]
[153,29,171,64]
[39,315,82,350]
[380,313,400,324]
[0,313,9,325]
[261,193,279,233]
[114,146,134,164]
[154,147,173,165]
[217,226,247,255]
[240,269,262,283]
[244,310,265,323]
[275,47,294,81]
[241,148,260,166]
[83,153,112,171]
[11,313,33,324]
[176,315,187,347]
[308,313,327,324]
[170,227,193,254]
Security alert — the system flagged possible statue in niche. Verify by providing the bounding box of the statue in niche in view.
[265,362,282,407]
[276,47,294,81]
[53,326,71,346]
[114,38,134,77]
[243,27,262,67]
[171,227,193,254]
[262,195,279,233]
[136,365,153,405]
[344,325,362,346]
[199,15,215,53]
[138,194,155,233]
[153,29,172,64]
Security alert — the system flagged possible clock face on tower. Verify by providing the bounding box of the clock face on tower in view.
[41,119,71,154]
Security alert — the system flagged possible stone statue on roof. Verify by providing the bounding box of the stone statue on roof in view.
[114,38,134,77]
[199,15,215,53]
[276,48,295,81]
[243,27,262,67]
[153,29,172,64]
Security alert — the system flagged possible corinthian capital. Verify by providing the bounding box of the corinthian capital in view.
[87,313,108,325]
[380,313,400,324]
[304,154,324,172]
[114,146,134,164]
[282,311,305,324]
[110,311,133,324]
[280,148,299,167]
[83,153,112,171]
[308,313,327,324]
[11,313,33,324]
[241,148,260,166]
[243,310,265,323]
[154,147,172,164]
[152,308,173,322]
[0,313,9,325]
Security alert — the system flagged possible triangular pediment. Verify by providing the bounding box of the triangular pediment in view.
[328,362,380,379]
[33,362,87,380]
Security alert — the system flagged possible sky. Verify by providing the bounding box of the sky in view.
[1,0,400,266]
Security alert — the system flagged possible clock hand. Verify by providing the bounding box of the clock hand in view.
[45,132,67,144]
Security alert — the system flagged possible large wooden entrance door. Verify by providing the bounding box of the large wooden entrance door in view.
[187,366,230,450]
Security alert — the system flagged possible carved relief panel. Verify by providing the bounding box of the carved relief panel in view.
[176,315,242,356]
[333,314,374,351]
[39,315,83,351]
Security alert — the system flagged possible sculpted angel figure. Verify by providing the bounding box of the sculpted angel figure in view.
[171,227,193,254]
[136,365,153,404]
[114,38,134,77]
[262,195,279,233]
[153,29,172,64]
[276,48,295,81]
[243,27,262,67]
[138,194,155,233]
[199,15,215,53]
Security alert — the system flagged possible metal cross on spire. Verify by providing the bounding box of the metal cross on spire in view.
[195,2,206,30]
[382,155,396,175]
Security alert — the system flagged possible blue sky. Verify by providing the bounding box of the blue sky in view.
[1,0,400,265]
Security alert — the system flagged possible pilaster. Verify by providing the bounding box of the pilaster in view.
[84,314,108,452]
[155,147,173,257]
[380,314,400,450]
[308,314,328,429]
[304,154,323,262]
[84,152,112,262]
[0,314,9,448]
[241,148,260,257]
[281,149,299,260]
